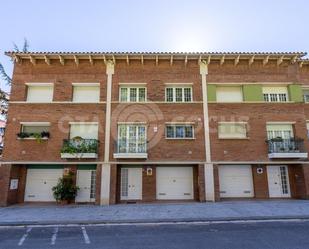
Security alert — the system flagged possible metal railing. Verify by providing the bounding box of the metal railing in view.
[267,138,305,153]
[114,139,147,154]
[61,138,99,154]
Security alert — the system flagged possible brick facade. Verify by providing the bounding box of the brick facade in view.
[1,52,309,206]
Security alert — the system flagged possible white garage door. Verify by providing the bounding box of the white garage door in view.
[156,167,193,200]
[24,169,63,202]
[219,165,254,198]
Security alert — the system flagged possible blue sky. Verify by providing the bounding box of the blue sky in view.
[0,0,308,91]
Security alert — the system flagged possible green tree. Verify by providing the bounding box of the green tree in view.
[0,38,29,116]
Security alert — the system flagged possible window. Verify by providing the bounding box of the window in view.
[266,124,294,139]
[262,86,289,102]
[119,87,146,102]
[218,122,247,139]
[306,122,309,138]
[117,124,146,153]
[166,124,194,139]
[216,86,243,102]
[69,123,98,139]
[72,84,100,103]
[19,122,50,139]
[303,89,309,103]
[165,87,192,102]
[26,83,53,102]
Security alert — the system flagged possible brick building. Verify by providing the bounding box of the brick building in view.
[1,51,309,206]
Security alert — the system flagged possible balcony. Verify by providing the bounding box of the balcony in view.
[113,139,147,159]
[61,138,99,159]
[267,138,308,159]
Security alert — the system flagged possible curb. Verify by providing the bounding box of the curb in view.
[1,216,309,227]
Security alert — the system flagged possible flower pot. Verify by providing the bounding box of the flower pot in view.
[59,200,69,205]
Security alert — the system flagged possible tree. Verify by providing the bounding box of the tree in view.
[0,38,29,117]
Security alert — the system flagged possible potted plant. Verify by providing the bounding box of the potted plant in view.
[52,171,79,204]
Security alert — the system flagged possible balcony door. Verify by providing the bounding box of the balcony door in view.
[266,124,293,139]
[118,125,146,154]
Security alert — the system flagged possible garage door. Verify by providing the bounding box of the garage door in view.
[24,169,63,202]
[156,167,193,200]
[219,165,254,198]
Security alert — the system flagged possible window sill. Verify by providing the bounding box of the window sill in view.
[165,137,196,140]
[218,137,249,140]
[17,137,49,140]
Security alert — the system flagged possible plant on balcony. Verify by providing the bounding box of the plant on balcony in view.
[52,171,79,204]
[17,131,50,143]
[60,137,98,154]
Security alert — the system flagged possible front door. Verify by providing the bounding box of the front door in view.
[267,166,291,198]
[76,170,96,202]
[120,168,142,200]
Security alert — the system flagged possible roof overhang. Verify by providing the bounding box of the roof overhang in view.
[4,51,307,67]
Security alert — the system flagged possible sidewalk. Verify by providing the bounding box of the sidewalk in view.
[1,200,309,226]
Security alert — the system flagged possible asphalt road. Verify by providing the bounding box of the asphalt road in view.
[1,221,309,249]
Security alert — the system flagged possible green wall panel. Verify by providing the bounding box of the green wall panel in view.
[243,85,263,101]
[288,84,303,102]
[207,85,216,101]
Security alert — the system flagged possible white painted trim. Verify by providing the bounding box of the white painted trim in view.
[72,83,100,86]
[165,122,195,124]
[3,160,309,165]
[164,82,194,86]
[208,82,294,85]
[9,101,107,104]
[119,86,147,102]
[118,82,147,86]
[60,153,98,159]
[266,121,296,124]
[218,121,248,124]
[268,153,308,159]
[69,122,99,125]
[113,153,148,159]
[25,83,54,86]
[117,122,147,125]
[20,122,50,125]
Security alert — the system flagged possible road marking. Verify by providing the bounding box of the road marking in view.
[51,227,58,245]
[81,226,90,244]
[18,227,32,246]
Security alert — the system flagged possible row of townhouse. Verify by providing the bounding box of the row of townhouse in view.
[1,51,309,206]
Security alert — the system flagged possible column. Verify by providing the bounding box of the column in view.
[200,61,215,201]
[100,60,114,205]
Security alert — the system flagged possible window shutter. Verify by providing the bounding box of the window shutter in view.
[218,123,247,138]
[27,86,53,102]
[73,86,100,102]
[70,124,98,139]
[216,86,243,102]
[243,85,263,101]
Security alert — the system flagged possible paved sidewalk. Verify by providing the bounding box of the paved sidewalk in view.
[1,200,309,226]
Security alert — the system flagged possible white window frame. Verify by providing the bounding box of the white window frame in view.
[218,122,248,139]
[262,86,289,102]
[72,83,100,103]
[68,122,99,140]
[117,124,147,153]
[165,124,195,139]
[266,123,294,140]
[119,86,147,102]
[165,86,193,102]
[25,83,54,103]
[19,122,50,139]
[302,88,309,103]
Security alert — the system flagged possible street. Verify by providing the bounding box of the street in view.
[0,221,309,249]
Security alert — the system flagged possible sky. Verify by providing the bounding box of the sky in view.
[0,0,308,92]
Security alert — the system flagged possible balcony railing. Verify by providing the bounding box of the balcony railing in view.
[267,138,308,159]
[113,139,147,159]
[61,138,99,159]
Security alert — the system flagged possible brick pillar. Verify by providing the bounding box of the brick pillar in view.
[213,164,220,201]
[302,165,309,199]
[95,164,102,205]
[109,164,117,204]
[198,164,206,202]
[0,164,11,206]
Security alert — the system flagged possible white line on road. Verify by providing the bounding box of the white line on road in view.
[51,227,58,245]
[81,226,90,244]
[18,227,32,246]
